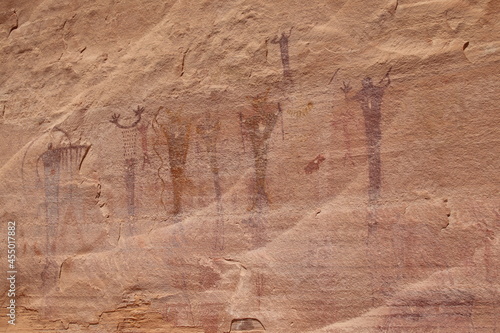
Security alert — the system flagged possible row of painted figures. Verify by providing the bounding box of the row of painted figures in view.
[36,29,391,252]
[37,71,390,228]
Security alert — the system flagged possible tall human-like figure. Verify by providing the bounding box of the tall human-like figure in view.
[39,139,90,254]
[353,70,391,306]
[355,71,390,203]
[240,93,281,209]
[110,105,145,217]
[41,143,61,242]
[271,29,293,83]
[197,114,224,249]
[162,112,191,215]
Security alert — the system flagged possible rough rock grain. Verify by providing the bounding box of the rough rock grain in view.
[0,0,499,332]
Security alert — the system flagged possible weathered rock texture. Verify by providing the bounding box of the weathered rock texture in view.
[0,0,499,332]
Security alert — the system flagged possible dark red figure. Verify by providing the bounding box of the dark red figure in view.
[240,94,280,209]
[109,105,145,217]
[304,154,326,174]
[355,72,390,202]
[271,29,293,83]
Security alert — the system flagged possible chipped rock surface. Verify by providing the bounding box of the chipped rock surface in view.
[0,0,499,332]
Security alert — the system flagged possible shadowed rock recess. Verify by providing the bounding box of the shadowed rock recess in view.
[0,0,499,332]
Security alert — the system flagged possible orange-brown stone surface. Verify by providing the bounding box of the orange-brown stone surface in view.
[0,0,498,332]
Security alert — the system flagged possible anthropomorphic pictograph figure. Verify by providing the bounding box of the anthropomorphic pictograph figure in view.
[351,69,391,306]
[161,111,191,216]
[331,81,357,166]
[271,29,293,83]
[196,114,224,249]
[39,139,90,254]
[41,143,61,232]
[38,132,90,316]
[354,70,390,203]
[110,106,146,218]
[240,93,281,209]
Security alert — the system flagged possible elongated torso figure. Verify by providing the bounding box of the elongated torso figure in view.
[241,95,280,209]
[355,76,390,202]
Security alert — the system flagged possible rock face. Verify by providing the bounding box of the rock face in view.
[0,0,499,332]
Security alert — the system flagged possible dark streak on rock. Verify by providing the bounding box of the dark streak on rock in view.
[8,10,18,38]
[78,145,91,171]
[180,48,189,77]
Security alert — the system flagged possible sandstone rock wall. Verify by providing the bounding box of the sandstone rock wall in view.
[0,0,498,332]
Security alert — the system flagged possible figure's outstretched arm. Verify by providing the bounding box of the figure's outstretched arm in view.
[110,106,144,129]
[271,27,293,43]
[134,105,145,116]
[284,27,293,38]
[109,113,120,124]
